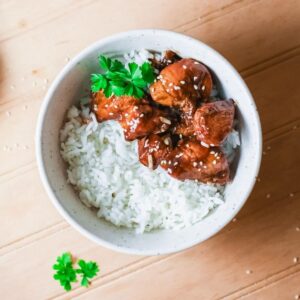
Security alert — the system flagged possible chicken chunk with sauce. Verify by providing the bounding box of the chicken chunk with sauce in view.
[194,100,235,146]
[138,134,172,169]
[91,91,173,141]
[150,58,213,110]
[160,138,229,184]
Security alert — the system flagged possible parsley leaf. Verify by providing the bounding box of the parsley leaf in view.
[53,252,100,292]
[141,62,155,83]
[53,253,77,291]
[91,55,155,98]
[76,259,99,287]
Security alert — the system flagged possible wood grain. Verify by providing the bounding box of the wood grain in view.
[1,0,300,299]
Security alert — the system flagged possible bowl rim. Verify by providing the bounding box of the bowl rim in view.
[36,29,262,255]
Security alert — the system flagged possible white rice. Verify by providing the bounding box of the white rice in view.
[60,106,226,233]
[60,49,240,233]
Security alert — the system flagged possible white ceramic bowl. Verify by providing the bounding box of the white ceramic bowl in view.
[36,29,262,255]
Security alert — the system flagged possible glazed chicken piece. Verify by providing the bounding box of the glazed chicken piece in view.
[171,97,196,137]
[91,91,173,141]
[119,103,173,141]
[150,50,182,71]
[138,134,172,169]
[194,100,235,146]
[91,91,137,121]
[150,58,213,110]
[160,138,229,184]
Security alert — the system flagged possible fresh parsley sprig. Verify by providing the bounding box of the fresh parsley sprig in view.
[76,259,100,287]
[53,252,100,291]
[53,253,77,291]
[91,55,155,98]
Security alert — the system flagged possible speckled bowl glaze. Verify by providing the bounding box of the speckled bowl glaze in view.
[36,29,262,255]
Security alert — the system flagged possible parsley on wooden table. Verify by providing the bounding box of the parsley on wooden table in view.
[53,252,100,291]
[91,55,155,98]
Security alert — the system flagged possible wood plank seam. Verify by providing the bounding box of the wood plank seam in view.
[0,0,249,44]
[0,0,96,43]
[179,0,260,33]
[0,221,68,257]
[51,251,183,300]
[172,0,248,30]
[219,263,300,299]
[240,46,300,78]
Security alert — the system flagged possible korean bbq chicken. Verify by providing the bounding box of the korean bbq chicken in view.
[91,51,237,185]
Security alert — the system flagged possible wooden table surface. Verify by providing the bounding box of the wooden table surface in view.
[1,0,300,299]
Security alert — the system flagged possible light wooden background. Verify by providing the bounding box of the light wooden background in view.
[1,0,300,299]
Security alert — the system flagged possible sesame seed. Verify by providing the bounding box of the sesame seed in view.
[210,151,215,154]
[210,144,215,147]
[140,113,144,118]
[199,161,203,166]
[179,134,183,139]
[124,113,129,117]
[104,104,108,108]
[193,162,197,167]
[174,86,181,90]
[245,270,252,275]
[174,162,178,166]
[167,59,172,63]
[159,117,171,125]
[296,227,300,232]
[212,160,216,165]
[167,168,172,173]
[266,193,271,198]
[201,141,209,148]
[166,89,170,92]
[183,65,187,69]
[180,80,185,85]
[168,82,173,87]
[201,85,205,91]
[203,165,207,169]
[148,154,153,169]
[193,84,198,90]
[214,153,218,157]
[168,161,172,165]
[194,61,200,64]
[193,76,198,81]
[164,138,170,145]
[232,218,237,222]
[109,112,114,116]
[293,257,299,264]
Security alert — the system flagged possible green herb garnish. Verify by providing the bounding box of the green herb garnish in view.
[76,259,100,287]
[53,253,77,291]
[91,55,155,99]
[53,252,100,291]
